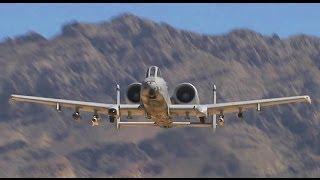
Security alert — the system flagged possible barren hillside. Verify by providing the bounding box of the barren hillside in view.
[0,13,319,177]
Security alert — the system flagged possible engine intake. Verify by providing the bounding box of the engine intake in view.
[171,83,199,104]
[126,83,142,103]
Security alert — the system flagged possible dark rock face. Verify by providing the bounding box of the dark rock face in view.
[0,13,319,177]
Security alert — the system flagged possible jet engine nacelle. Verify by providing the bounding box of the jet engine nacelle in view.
[126,83,142,103]
[171,83,200,104]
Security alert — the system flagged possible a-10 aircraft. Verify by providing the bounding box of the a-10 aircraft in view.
[10,66,311,131]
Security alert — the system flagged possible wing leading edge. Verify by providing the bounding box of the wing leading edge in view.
[10,94,311,118]
[10,94,144,116]
[169,95,311,116]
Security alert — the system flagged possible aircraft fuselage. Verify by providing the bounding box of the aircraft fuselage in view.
[140,75,173,127]
[137,65,176,128]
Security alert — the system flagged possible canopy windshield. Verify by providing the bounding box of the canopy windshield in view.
[146,66,161,78]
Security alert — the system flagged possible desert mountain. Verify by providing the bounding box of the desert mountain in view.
[0,13,319,177]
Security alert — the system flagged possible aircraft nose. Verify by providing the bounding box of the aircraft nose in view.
[149,88,156,98]
[145,82,158,98]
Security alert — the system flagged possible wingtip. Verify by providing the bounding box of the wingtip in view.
[9,94,16,103]
[9,94,23,102]
[305,96,312,104]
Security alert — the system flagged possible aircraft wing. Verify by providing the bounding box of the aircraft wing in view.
[10,94,144,116]
[169,95,311,116]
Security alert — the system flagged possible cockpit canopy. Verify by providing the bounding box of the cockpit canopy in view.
[146,66,161,78]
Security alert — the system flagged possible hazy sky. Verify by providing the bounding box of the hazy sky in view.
[1,3,320,41]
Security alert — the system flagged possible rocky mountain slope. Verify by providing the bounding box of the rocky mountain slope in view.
[0,13,319,177]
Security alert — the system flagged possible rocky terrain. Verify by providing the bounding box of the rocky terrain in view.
[0,13,319,177]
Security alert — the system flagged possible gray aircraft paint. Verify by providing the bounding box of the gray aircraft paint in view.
[140,66,174,127]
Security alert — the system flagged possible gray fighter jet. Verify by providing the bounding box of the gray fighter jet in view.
[10,66,311,131]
